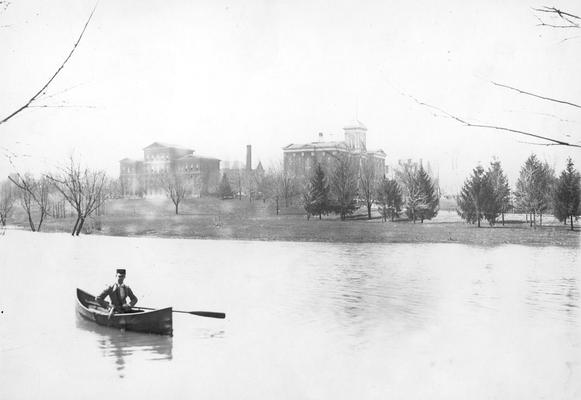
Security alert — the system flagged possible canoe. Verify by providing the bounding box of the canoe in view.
[76,288,173,336]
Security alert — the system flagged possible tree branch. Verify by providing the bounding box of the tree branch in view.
[560,35,581,43]
[533,6,580,29]
[491,81,581,109]
[534,6,580,20]
[0,2,98,126]
[29,104,97,109]
[404,93,581,148]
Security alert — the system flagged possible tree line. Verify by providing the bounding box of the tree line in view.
[4,152,577,234]
[457,155,580,230]
[1,158,114,235]
[217,154,440,223]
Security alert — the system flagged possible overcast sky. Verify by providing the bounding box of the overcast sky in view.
[1,0,579,193]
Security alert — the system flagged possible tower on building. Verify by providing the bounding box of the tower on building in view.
[343,120,367,151]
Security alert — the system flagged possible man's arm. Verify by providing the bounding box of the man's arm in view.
[95,286,112,308]
[126,286,138,307]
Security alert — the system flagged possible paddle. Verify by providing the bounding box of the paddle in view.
[135,306,226,319]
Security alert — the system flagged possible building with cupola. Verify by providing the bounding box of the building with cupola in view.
[282,120,386,179]
[119,142,220,197]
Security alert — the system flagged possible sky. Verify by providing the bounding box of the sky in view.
[1,0,580,193]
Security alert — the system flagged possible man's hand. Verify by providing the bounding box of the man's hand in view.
[121,304,132,312]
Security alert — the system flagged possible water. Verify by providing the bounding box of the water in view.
[1,230,580,399]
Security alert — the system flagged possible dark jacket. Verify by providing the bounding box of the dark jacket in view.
[96,283,138,311]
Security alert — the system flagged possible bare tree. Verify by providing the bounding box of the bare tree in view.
[395,159,419,221]
[158,172,191,215]
[271,163,300,208]
[46,158,110,236]
[0,179,16,226]
[49,192,68,219]
[8,173,50,231]
[359,158,378,219]
[377,177,403,222]
[330,153,359,221]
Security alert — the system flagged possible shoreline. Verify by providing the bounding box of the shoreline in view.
[5,199,580,248]
[4,218,579,248]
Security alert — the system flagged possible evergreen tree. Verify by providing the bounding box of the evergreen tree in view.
[483,161,511,225]
[377,177,402,222]
[515,154,555,227]
[553,158,581,231]
[407,165,439,223]
[218,173,233,199]
[457,165,492,227]
[304,163,330,219]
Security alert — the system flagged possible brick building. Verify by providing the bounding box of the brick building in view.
[282,120,386,179]
[119,142,220,197]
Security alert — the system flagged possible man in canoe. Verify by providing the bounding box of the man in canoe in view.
[96,268,138,314]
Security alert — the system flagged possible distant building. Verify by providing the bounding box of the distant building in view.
[119,142,220,197]
[282,120,386,179]
[220,145,265,198]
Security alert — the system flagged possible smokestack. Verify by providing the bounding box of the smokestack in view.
[246,145,252,171]
[318,132,323,141]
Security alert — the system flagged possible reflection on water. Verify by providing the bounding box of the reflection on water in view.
[301,245,438,349]
[526,276,579,323]
[193,327,226,339]
[75,315,173,378]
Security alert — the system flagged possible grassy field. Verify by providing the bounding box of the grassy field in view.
[6,197,580,247]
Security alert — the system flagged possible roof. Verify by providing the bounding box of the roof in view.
[119,158,141,163]
[343,119,367,131]
[367,149,386,158]
[282,141,348,152]
[143,142,194,152]
[176,154,221,162]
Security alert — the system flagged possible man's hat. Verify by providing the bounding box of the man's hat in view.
[116,268,126,275]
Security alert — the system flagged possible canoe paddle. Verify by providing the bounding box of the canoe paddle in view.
[136,306,226,319]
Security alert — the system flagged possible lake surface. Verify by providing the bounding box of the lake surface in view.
[1,230,580,399]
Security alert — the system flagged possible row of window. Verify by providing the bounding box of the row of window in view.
[181,164,200,171]
[145,153,170,161]
[122,165,204,174]
[289,151,339,157]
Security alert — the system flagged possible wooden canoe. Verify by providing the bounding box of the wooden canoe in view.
[76,288,173,336]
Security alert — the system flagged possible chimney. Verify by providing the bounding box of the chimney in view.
[246,145,252,171]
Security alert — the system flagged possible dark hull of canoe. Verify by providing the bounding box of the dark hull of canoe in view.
[76,288,173,336]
